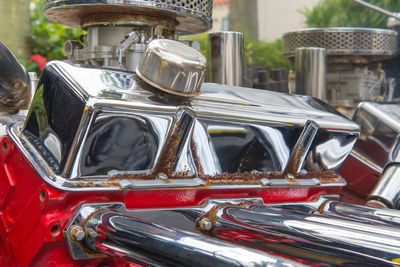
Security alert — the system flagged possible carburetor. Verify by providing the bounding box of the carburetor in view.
[43,0,212,71]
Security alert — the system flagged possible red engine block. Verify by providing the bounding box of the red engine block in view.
[0,136,343,266]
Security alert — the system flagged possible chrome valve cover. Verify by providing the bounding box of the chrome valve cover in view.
[9,61,360,191]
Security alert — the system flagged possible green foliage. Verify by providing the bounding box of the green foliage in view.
[29,0,84,60]
[244,39,290,72]
[303,0,400,28]
[182,34,290,72]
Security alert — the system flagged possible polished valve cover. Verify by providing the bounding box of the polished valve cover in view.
[9,61,360,191]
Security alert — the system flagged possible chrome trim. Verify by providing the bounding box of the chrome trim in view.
[119,177,206,189]
[8,124,346,191]
[260,177,320,186]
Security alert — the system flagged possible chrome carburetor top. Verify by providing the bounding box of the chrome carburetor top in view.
[43,0,212,71]
[43,0,213,34]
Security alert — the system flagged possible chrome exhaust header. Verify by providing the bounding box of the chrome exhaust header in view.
[65,199,400,266]
[65,203,303,267]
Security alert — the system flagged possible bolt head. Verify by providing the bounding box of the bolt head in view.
[70,225,85,241]
[156,172,169,182]
[87,228,98,239]
[199,218,213,231]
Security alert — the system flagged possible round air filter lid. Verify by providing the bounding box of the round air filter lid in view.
[283,27,397,61]
[43,0,213,35]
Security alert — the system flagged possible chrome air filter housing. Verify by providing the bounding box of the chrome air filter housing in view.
[283,28,397,62]
[43,0,213,34]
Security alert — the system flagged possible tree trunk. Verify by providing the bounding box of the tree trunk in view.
[228,0,259,41]
[0,0,30,60]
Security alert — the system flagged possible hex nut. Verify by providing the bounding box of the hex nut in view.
[70,225,85,241]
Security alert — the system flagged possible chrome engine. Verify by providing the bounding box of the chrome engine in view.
[2,0,400,266]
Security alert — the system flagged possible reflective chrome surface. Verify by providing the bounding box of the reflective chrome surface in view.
[346,102,400,198]
[137,39,206,96]
[295,47,326,100]
[283,120,319,174]
[283,28,397,61]
[0,42,31,111]
[43,0,213,35]
[65,202,304,266]
[353,102,400,168]
[207,31,244,86]
[218,205,400,265]
[368,165,400,208]
[322,200,400,226]
[9,61,359,190]
[65,198,400,266]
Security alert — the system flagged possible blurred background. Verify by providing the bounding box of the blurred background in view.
[3,0,400,73]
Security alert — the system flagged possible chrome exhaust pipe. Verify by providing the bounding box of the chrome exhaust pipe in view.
[72,205,303,267]
[212,204,400,266]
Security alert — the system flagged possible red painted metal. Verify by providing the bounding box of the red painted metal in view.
[0,136,342,266]
[340,154,380,199]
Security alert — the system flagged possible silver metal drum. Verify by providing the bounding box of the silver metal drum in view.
[295,47,327,100]
[283,28,397,62]
[43,0,213,34]
[207,31,244,86]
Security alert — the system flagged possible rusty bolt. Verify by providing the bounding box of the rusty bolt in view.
[199,218,213,231]
[70,225,85,241]
[156,172,169,183]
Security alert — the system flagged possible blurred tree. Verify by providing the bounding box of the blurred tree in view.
[303,0,400,28]
[228,0,259,41]
[29,0,84,61]
[0,0,30,60]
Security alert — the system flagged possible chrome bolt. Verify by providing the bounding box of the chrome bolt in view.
[70,225,85,241]
[87,228,98,239]
[156,172,169,183]
[199,218,213,231]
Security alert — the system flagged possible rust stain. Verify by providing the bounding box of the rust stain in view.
[195,200,254,236]
[109,170,339,185]
[190,139,204,175]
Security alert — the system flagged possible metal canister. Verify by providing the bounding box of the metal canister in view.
[207,31,244,87]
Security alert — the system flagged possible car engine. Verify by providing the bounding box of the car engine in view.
[1,0,400,266]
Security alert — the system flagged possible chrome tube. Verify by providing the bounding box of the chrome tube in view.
[216,205,400,266]
[367,165,400,208]
[321,200,400,227]
[352,0,400,21]
[207,31,244,86]
[295,47,326,100]
[83,209,303,267]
